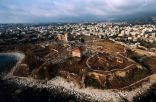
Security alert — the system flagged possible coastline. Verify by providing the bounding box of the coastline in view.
[4,75,153,102]
[0,52,155,102]
[0,52,25,77]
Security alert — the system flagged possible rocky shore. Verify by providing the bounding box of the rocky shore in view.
[2,52,25,75]
[1,52,156,102]
[0,52,24,75]
[3,74,155,102]
[0,52,24,59]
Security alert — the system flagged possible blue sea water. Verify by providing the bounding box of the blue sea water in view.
[0,55,18,74]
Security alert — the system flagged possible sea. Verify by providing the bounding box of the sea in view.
[0,54,75,102]
[0,54,18,75]
[0,54,155,102]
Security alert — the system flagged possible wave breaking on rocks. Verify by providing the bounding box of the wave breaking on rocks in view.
[1,52,25,76]
[1,52,154,102]
[3,75,152,102]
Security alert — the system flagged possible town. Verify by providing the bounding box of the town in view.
[0,22,156,90]
[0,22,156,51]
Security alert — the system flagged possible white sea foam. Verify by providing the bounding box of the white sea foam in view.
[0,52,25,77]
[1,52,152,102]
[4,75,151,102]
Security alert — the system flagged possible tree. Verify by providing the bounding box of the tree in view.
[79,37,85,43]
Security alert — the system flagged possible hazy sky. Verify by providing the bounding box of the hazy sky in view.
[0,0,156,23]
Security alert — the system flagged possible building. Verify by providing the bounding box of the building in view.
[57,33,68,43]
[72,47,81,58]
